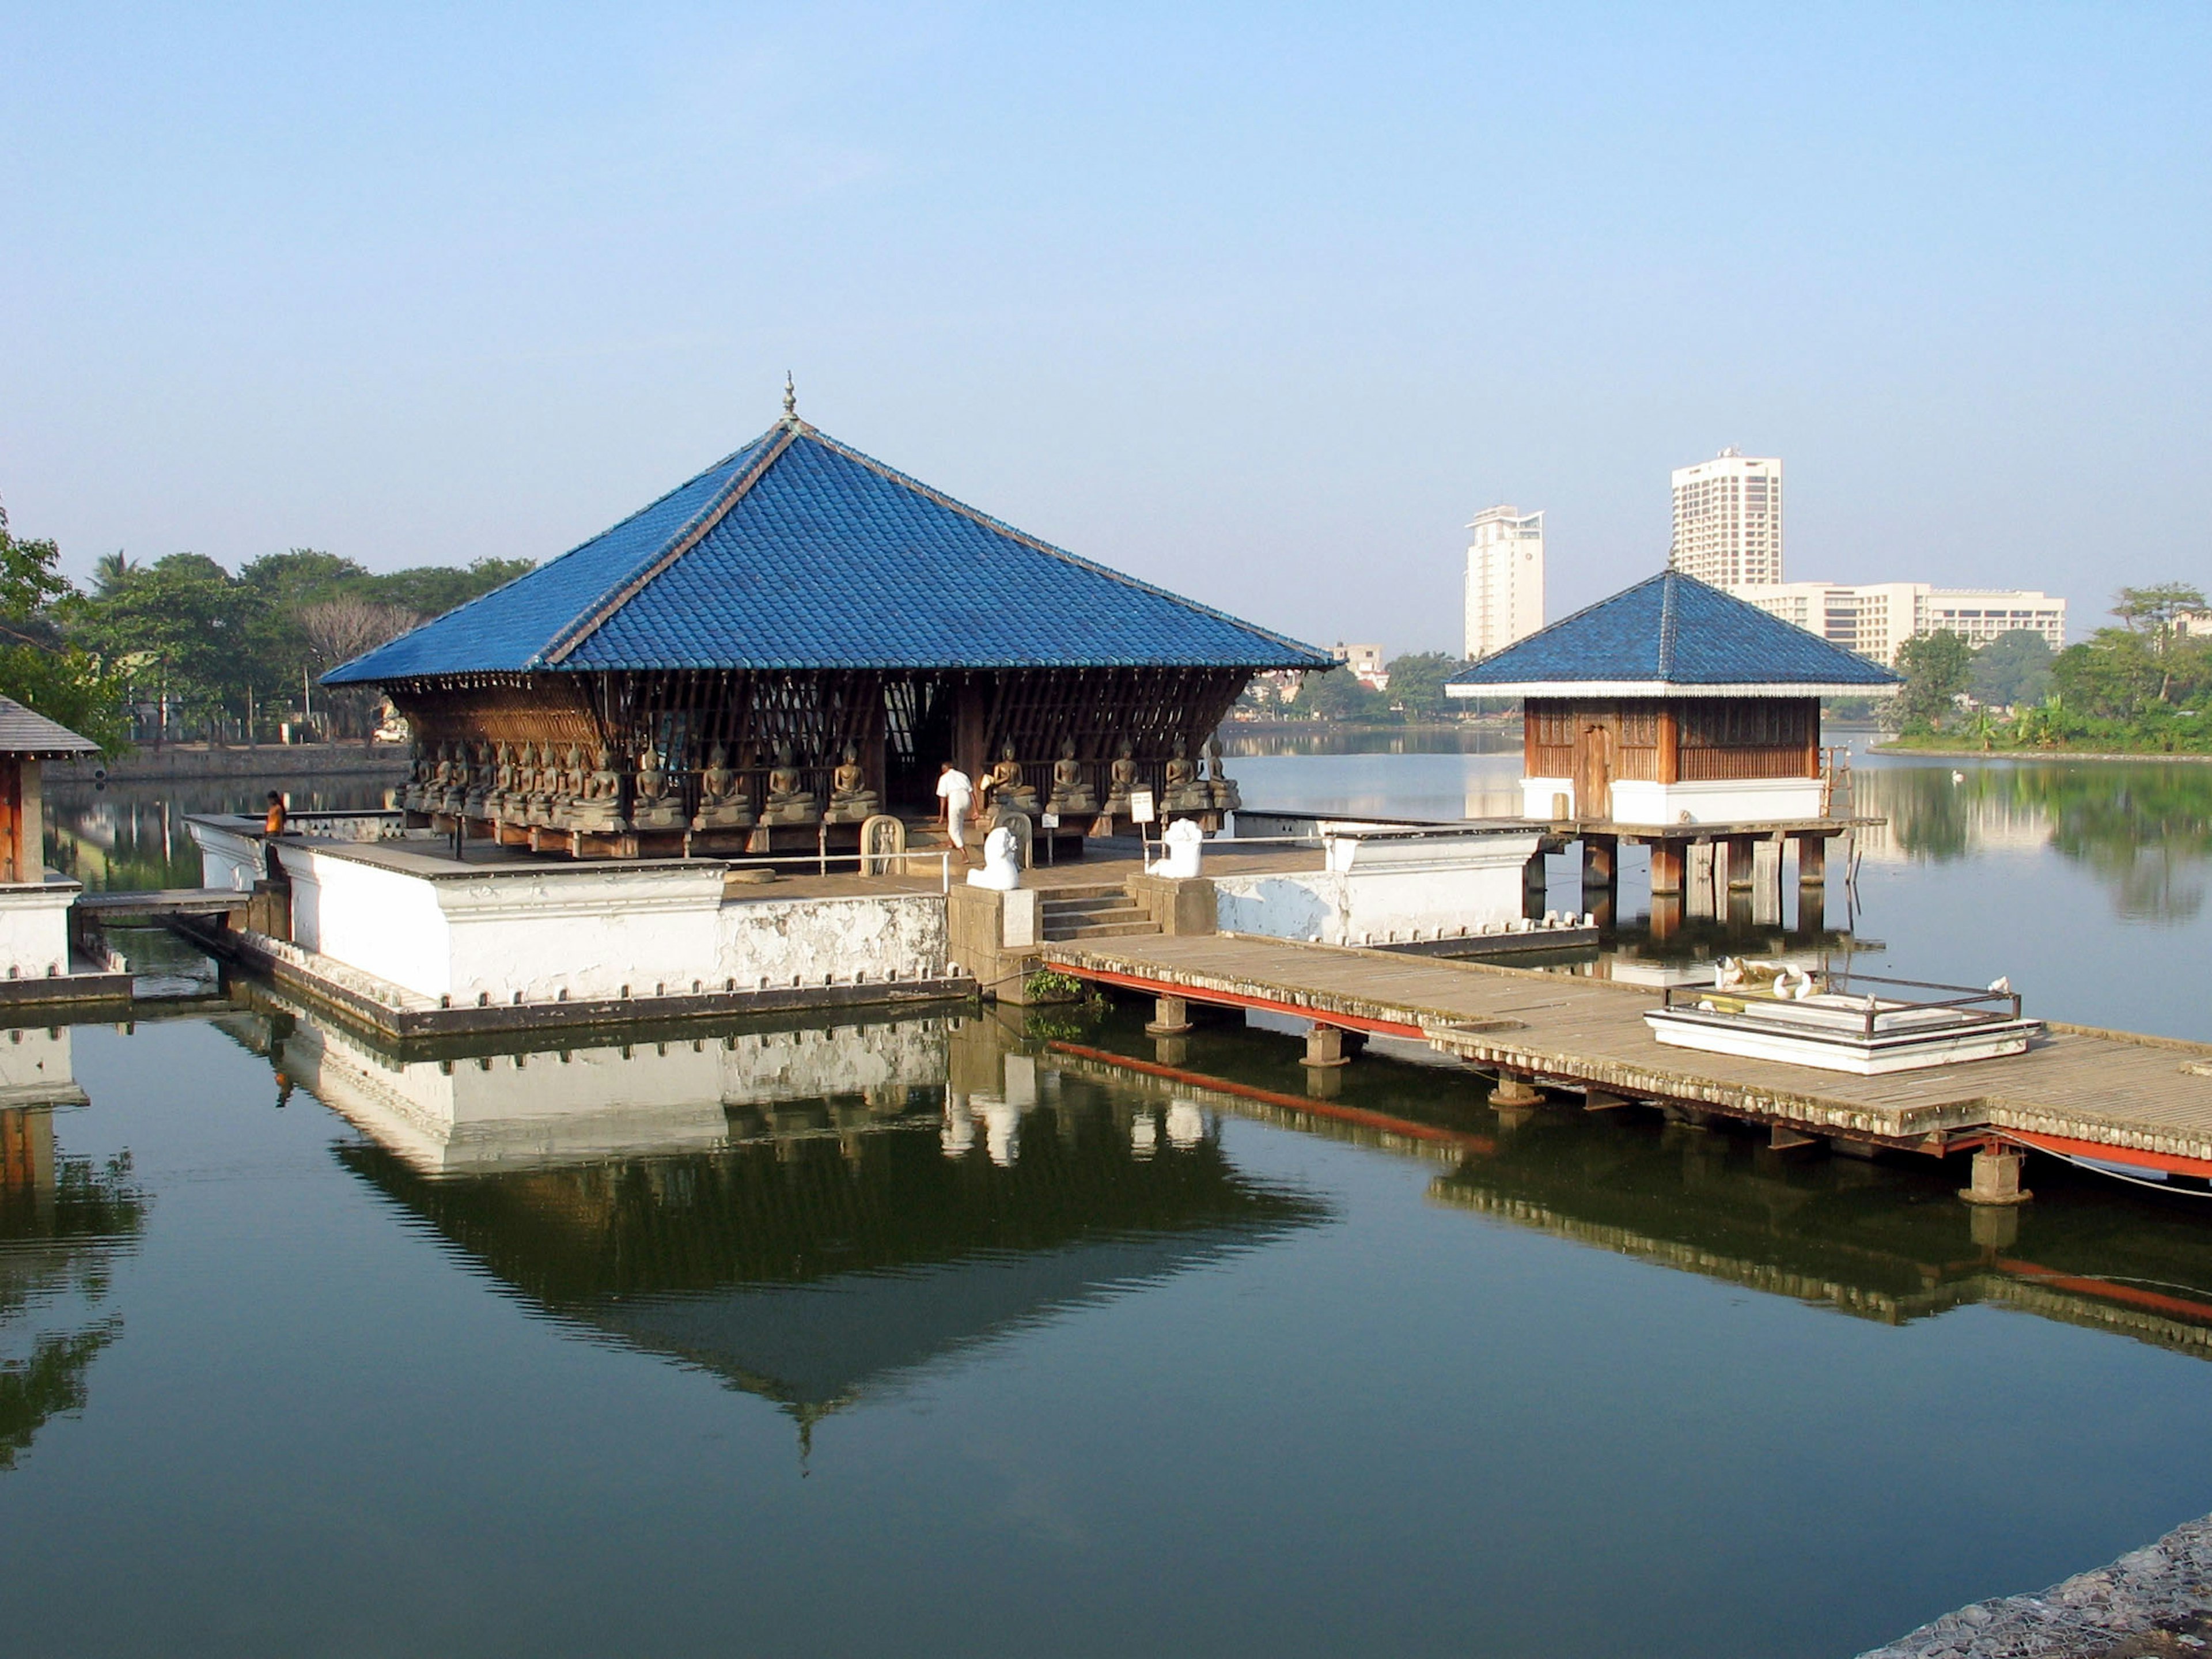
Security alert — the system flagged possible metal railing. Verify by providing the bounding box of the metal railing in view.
[1662,968,2024,1041]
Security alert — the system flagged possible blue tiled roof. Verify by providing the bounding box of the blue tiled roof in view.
[327,420,1330,684]
[1448,571,1901,690]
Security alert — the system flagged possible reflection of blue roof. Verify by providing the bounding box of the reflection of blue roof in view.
[327,418,1328,683]
[1447,571,1900,695]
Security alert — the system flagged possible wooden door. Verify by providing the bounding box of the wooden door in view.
[0,759,19,884]
[1576,721,1613,823]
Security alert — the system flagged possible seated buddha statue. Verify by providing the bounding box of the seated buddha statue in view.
[445,745,475,816]
[1044,737,1097,817]
[524,741,555,826]
[631,744,685,830]
[692,743,754,831]
[979,741,1039,823]
[1102,741,1138,816]
[761,744,818,825]
[462,743,491,819]
[404,744,433,812]
[1162,740,1209,813]
[567,746,626,832]
[484,742,514,820]
[824,743,880,824]
[1206,738,1241,812]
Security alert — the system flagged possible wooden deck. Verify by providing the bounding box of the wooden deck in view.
[1041,932,2212,1172]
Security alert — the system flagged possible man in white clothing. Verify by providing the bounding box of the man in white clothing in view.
[935,761,974,861]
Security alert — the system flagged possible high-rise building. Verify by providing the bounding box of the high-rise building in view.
[1670,449,1783,590]
[1464,506,1545,660]
[1737,581,2067,665]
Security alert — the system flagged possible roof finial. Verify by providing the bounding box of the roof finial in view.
[783,372,797,421]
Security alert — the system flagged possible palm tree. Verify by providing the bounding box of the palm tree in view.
[90,550,135,597]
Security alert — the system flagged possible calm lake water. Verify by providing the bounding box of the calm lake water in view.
[7,739,2212,1657]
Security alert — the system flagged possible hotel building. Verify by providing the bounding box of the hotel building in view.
[1670,450,1783,591]
[1464,506,1546,661]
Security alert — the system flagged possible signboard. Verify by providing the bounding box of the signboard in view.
[1040,812,1060,830]
[1130,789,1156,824]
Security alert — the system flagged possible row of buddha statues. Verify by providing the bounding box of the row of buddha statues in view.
[400,734,1240,836]
[990,737,1241,821]
[403,740,878,834]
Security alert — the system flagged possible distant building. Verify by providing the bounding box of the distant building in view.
[1670,449,1783,592]
[1464,506,1546,660]
[1737,582,2067,665]
[1331,642,1389,690]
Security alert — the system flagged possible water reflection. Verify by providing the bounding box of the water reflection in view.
[237,1001,1323,1432]
[1,1031,145,1472]
[1857,759,2212,922]
[44,776,395,892]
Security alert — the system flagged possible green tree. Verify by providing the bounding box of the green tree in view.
[1382,652,1468,720]
[0,501,131,752]
[69,554,264,743]
[1968,630,2054,709]
[2111,584,2209,703]
[1295,666,1386,721]
[1892,630,1973,733]
[365,557,534,617]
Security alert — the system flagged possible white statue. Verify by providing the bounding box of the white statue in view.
[967,825,1022,891]
[1148,817,1205,879]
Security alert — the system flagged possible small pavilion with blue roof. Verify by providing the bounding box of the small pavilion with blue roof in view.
[329,397,1329,858]
[1446,570,1898,899]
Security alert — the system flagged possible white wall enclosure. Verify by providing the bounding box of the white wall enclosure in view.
[1214,826,1541,946]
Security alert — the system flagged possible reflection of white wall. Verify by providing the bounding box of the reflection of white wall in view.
[1214,830,1540,945]
[283,1013,949,1173]
[0,1024,84,1107]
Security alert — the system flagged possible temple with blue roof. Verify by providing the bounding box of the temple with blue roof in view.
[329,396,1330,858]
[1447,570,1898,903]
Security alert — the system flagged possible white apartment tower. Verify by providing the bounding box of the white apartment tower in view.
[1670,449,1783,591]
[1464,506,1546,660]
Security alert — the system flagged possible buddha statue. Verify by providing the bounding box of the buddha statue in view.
[824,742,880,824]
[484,742,513,819]
[461,742,491,819]
[443,744,474,816]
[404,743,434,812]
[1205,738,1241,812]
[1162,740,1209,813]
[979,741,1039,823]
[1103,741,1139,816]
[692,743,754,831]
[524,741,555,826]
[631,744,685,830]
[568,745,626,832]
[761,744,817,825]
[1044,736,1096,817]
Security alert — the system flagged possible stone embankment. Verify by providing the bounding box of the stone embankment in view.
[48,743,409,783]
[1858,1513,2212,1657]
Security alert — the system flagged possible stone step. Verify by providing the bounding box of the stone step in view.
[1042,907,1151,930]
[1040,893,1143,916]
[1041,919,1163,942]
[1033,882,1127,903]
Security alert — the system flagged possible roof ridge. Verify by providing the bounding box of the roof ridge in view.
[799,426,1330,662]
[1657,570,1680,677]
[540,421,800,666]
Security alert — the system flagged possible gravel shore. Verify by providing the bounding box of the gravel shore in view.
[1858,1514,2212,1658]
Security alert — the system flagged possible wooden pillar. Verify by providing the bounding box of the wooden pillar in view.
[955,678,987,787]
[1581,834,1616,892]
[1724,835,1759,891]
[0,756,18,884]
[1649,838,1685,897]
[1797,834,1827,884]
[1657,706,1679,786]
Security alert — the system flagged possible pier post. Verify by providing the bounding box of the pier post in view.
[1523,850,1548,919]
[1686,844,1716,918]
[1145,995,1193,1037]
[1581,835,1617,894]
[1490,1073,1542,1107]
[1649,839,1685,898]
[1959,1147,2032,1206]
[1724,835,1759,892]
[1797,834,1827,885]
[1301,1024,1352,1069]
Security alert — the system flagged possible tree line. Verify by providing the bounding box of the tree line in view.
[1239,652,1474,722]
[0,499,529,752]
[1892,584,2211,753]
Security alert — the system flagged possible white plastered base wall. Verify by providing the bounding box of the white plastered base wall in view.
[1520,776,1823,824]
[1213,830,1541,946]
[0,877,78,981]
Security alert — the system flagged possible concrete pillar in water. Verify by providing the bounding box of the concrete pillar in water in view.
[1960,1147,2032,1206]
[1522,850,1548,919]
[1797,834,1827,885]
[1724,835,1759,891]
[1145,995,1192,1036]
[1491,1072,1543,1107]
[1301,1024,1352,1069]
[1686,844,1717,919]
[1751,840,1783,927]
[1649,839,1685,898]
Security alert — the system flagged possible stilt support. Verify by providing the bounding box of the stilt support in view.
[1960,1147,2032,1206]
[1649,839,1685,898]
[1585,1088,1630,1112]
[1582,835,1617,892]
[1145,995,1192,1037]
[1797,834,1827,885]
[1768,1124,1817,1152]
[1301,1024,1352,1069]
[1491,1073,1543,1107]
[1724,835,1759,892]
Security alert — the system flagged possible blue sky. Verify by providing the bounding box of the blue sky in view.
[2,3,2205,652]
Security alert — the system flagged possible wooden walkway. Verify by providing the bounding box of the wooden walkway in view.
[1041,933,2212,1172]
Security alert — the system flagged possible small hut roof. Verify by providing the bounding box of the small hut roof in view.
[1446,570,1902,698]
[327,415,1330,684]
[0,696,100,756]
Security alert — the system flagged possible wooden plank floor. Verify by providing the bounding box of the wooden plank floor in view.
[1043,933,2212,1163]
